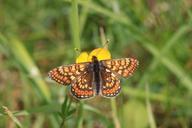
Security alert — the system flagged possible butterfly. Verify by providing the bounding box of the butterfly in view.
[48,56,138,100]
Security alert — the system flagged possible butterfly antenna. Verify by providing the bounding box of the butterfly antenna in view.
[74,48,81,56]
[99,26,110,49]
[103,39,110,49]
[99,26,107,46]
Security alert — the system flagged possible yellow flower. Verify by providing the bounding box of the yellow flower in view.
[76,48,111,63]
[88,48,111,61]
[76,52,89,63]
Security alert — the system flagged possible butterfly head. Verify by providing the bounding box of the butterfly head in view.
[92,56,98,62]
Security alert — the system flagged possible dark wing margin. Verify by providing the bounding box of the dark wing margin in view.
[100,67,121,97]
[48,62,90,85]
[101,58,138,78]
[71,66,96,100]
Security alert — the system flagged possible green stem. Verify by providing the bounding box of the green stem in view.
[110,98,120,128]
[71,0,81,52]
[71,0,83,127]
[79,0,90,36]
[77,101,84,128]
[60,119,65,128]
[145,84,156,128]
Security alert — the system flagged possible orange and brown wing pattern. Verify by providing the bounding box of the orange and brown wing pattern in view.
[100,68,121,97]
[71,69,95,99]
[101,58,139,78]
[48,62,89,85]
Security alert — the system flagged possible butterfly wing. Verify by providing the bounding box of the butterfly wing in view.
[71,65,95,99]
[100,67,121,97]
[101,58,138,78]
[48,62,90,85]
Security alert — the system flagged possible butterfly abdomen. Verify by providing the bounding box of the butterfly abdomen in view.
[92,56,101,95]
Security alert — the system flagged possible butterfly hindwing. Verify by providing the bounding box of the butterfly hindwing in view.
[101,58,138,78]
[100,67,121,97]
[48,62,89,85]
[71,65,95,99]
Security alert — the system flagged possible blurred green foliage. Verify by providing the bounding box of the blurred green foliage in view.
[0,0,192,128]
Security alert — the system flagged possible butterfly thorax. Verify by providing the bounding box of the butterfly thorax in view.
[92,56,101,95]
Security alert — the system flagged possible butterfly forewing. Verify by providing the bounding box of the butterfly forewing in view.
[48,62,89,85]
[101,58,138,78]
[100,67,121,97]
[71,65,95,99]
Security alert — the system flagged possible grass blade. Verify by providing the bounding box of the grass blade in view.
[2,106,23,128]
[145,84,156,128]
[8,37,51,102]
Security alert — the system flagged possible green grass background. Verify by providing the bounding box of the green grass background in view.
[0,0,192,128]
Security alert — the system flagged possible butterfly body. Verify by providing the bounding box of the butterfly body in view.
[48,56,138,100]
[92,56,101,95]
